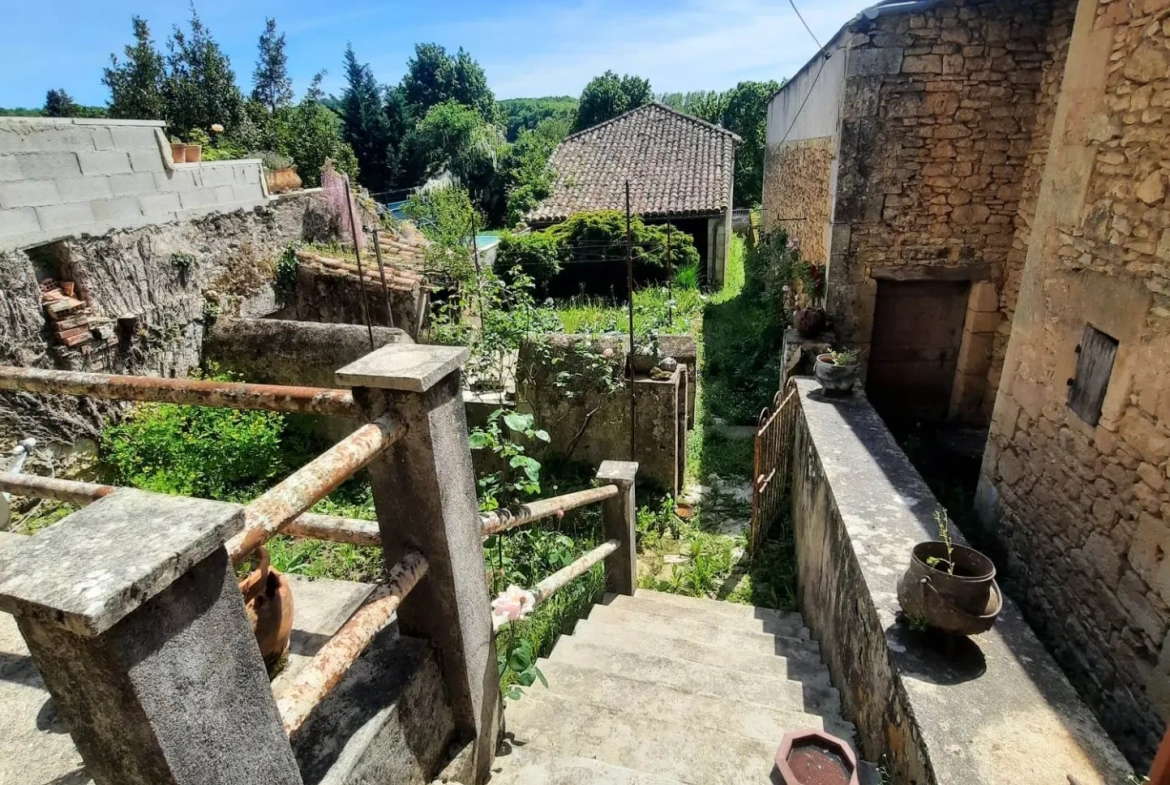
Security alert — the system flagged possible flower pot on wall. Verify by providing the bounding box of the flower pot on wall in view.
[170,142,186,164]
[814,354,858,396]
[184,144,202,163]
[266,166,302,194]
[794,307,827,338]
[897,541,1002,636]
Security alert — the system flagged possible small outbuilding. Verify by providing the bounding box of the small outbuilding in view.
[528,102,739,287]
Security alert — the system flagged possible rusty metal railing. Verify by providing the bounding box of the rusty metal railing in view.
[0,473,383,553]
[275,550,428,734]
[480,484,618,537]
[0,366,360,417]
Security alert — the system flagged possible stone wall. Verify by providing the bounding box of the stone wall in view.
[976,0,1170,766]
[271,260,426,340]
[0,118,268,251]
[791,379,1131,785]
[761,139,834,264]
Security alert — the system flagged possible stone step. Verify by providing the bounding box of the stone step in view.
[490,748,689,785]
[505,690,778,785]
[572,618,831,683]
[550,635,841,715]
[586,604,822,660]
[534,658,855,742]
[606,592,808,637]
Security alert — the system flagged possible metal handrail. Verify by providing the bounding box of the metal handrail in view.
[480,484,618,537]
[493,539,620,631]
[0,366,360,418]
[275,550,428,735]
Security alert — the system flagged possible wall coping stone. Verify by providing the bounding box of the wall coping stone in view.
[792,377,1132,784]
[337,344,469,392]
[0,117,168,128]
[0,488,244,636]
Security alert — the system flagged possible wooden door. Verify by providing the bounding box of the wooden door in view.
[867,280,970,424]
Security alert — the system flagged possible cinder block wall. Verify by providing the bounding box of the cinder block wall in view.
[0,118,268,251]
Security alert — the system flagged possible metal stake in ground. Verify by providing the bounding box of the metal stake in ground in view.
[666,222,673,329]
[625,180,636,462]
[370,225,396,330]
[343,176,375,350]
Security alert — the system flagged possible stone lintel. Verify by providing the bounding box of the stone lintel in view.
[870,263,992,282]
[596,460,639,486]
[336,344,469,393]
[0,489,244,636]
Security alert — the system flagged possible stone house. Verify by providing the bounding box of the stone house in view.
[764,0,1170,767]
[528,102,738,287]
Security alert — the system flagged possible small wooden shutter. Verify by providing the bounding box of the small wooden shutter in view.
[1067,325,1118,426]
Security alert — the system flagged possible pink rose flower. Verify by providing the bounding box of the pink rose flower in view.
[491,585,536,622]
[602,348,614,359]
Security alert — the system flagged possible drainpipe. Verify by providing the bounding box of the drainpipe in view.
[1,438,38,530]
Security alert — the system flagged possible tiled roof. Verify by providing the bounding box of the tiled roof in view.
[528,102,739,223]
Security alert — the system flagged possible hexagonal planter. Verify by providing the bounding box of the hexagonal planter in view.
[774,730,859,785]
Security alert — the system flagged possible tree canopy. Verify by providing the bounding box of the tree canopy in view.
[341,44,396,192]
[164,8,248,141]
[498,97,577,141]
[400,43,495,123]
[251,18,293,114]
[103,17,167,122]
[573,71,652,132]
[43,90,80,118]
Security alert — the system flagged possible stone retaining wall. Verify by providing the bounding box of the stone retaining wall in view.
[0,118,268,251]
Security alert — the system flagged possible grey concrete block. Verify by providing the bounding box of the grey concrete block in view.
[0,207,40,238]
[232,184,264,203]
[0,155,21,182]
[17,151,81,180]
[110,125,158,151]
[108,171,156,197]
[0,489,245,636]
[337,344,470,392]
[90,196,143,224]
[73,118,166,127]
[198,164,238,188]
[244,165,261,184]
[0,124,96,154]
[128,148,165,173]
[78,150,132,176]
[154,168,199,192]
[0,179,60,209]
[139,191,182,217]
[90,126,116,151]
[213,184,236,204]
[35,201,95,232]
[55,175,113,203]
[178,188,219,210]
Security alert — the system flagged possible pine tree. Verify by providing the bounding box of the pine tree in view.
[44,89,80,118]
[103,16,167,121]
[251,18,293,114]
[341,44,394,191]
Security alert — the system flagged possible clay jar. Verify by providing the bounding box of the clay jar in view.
[238,547,294,673]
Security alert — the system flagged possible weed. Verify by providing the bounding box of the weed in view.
[171,252,196,273]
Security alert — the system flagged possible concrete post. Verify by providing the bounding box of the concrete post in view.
[0,489,303,785]
[596,460,639,596]
[336,343,498,785]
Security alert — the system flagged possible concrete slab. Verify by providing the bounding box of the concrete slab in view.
[335,344,469,392]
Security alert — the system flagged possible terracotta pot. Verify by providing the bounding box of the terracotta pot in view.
[266,166,302,194]
[184,144,202,163]
[170,142,186,164]
[238,547,294,673]
[814,354,858,396]
[897,541,1002,636]
[794,307,827,338]
[774,729,859,785]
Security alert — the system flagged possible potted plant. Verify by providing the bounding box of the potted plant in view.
[169,136,186,165]
[814,349,859,395]
[897,511,1002,636]
[262,151,301,193]
[184,143,202,163]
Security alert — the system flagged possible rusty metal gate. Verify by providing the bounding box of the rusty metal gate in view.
[751,379,799,553]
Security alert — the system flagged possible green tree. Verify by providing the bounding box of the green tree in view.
[251,18,293,114]
[720,80,780,207]
[341,44,394,191]
[403,100,504,217]
[43,89,79,118]
[164,7,248,140]
[573,71,652,132]
[658,90,726,124]
[103,16,167,121]
[498,96,577,141]
[400,43,495,123]
[288,72,359,187]
[500,116,569,226]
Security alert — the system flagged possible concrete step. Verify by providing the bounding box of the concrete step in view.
[505,690,778,785]
[534,658,855,742]
[572,618,831,683]
[586,604,822,660]
[550,635,841,715]
[605,592,808,638]
[490,748,689,785]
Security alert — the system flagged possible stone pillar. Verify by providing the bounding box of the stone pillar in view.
[596,460,639,596]
[0,489,302,785]
[336,343,498,785]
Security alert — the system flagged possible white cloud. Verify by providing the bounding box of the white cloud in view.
[471,0,871,97]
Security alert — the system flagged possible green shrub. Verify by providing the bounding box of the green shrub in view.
[494,231,562,291]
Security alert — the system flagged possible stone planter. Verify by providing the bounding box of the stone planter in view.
[184,144,202,163]
[814,354,858,396]
[897,541,1002,636]
[774,729,859,785]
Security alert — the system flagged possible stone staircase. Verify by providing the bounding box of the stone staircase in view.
[491,589,875,785]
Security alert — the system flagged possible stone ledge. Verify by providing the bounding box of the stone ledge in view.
[789,378,1132,785]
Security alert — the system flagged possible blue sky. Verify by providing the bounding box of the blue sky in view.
[0,0,873,108]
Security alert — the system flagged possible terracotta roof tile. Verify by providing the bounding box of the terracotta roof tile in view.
[528,102,739,224]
